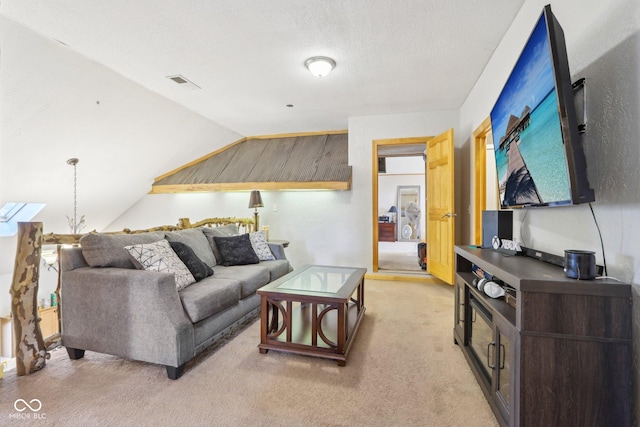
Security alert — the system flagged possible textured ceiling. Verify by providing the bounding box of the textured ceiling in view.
[1,0,525,136]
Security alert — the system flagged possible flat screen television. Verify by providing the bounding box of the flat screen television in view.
[489,4,595,209]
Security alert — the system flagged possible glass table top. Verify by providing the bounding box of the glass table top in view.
[276,266,359,294]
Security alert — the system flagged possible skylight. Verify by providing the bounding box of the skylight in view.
[0,202,47,236]
[0,202,26,222]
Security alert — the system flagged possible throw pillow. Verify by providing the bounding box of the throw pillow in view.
[249,231,275,261]
[213,234,260,266]
[80,231,166,269]
[201,224,240,263]
[168,240,214,282]
[124,239,195,291]
[165,229,217,268]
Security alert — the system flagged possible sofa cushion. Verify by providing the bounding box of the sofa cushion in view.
[80,231,166,268]
[258,260,292,282]
[165,228,217,268]
[179,277,241,323]
[249,231,275,261]
[213,234,260,266]
[124,239,195,291]
[168,240,214,282]
[212,264,270,299]
[201,224,239,262]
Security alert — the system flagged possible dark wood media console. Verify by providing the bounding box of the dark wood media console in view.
[454,246,632,427]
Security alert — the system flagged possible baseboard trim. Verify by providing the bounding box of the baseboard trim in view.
[366,272,441,284]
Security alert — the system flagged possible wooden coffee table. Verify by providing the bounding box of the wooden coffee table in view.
[257,265,366,366]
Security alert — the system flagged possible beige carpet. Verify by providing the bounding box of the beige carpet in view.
[378,241,425,272]
[0,279,498,426]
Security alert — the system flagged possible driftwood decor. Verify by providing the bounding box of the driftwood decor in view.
[13,217,255,375]
[39,217,253,244]
[10,222,49,375]
[179,217,255,231]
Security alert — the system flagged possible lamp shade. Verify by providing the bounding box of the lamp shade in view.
[248,190,264,208]
[388,206,397,213]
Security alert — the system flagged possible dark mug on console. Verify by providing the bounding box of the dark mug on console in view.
[564,250,596,280]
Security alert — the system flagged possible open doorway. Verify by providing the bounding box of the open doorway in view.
[373,138,429,274]
[472,118,500,245]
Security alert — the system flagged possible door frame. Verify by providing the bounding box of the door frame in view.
[372,137,430,272]
[472,117,492,246]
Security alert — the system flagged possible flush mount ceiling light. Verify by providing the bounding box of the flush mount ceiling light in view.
[305,56,336,77]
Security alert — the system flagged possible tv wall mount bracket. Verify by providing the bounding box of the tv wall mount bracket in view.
[572,77,587,134]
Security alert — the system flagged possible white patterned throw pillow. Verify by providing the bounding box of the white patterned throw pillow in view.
[248,231,275,261]
[125,239,195,291]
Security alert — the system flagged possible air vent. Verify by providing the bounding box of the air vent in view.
[166,74,201,90]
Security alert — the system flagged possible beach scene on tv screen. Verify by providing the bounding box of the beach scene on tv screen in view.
[490,13,571,207]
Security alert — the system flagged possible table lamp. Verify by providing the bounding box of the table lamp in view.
[388,206,397,223]
[248,190,264,230]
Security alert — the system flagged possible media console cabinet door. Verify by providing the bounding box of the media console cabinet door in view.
[454,246,633,427]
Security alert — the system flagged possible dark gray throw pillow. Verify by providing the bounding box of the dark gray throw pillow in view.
[201,224,239,264]
[165,228,217,268]
[213,234,260,266]
[169,240,214,281]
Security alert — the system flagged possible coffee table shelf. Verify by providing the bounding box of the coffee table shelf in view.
[257,265,366,365]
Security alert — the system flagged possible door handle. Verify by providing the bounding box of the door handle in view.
[487,342,496,369]
[441,212,457,218]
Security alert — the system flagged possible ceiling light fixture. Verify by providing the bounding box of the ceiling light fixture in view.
[305,56,336,78]
[67,157,85,234]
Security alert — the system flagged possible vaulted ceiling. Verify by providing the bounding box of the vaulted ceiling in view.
[1,1,525,136]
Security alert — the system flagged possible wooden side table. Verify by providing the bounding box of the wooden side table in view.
[39,306,59,338]
[378,222,396,242]
[0,307,59,358]
[1,315,14,358]
[268,239,289,248]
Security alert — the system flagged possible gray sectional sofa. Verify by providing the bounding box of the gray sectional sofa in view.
[59,225,291,379]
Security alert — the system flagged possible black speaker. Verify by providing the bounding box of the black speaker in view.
[482,210,513,249]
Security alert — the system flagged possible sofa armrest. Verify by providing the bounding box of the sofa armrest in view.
[268,242,287,260]
[60,267,194,368]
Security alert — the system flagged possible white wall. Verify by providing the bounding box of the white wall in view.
[0,17,242,316]
[378,156,426,240]
[108,110,459,273]
[106,190,360,271]
[379,158,425,215]
[461,0,640,276]
[460,0,640,421]
[378,173,424,216]
[348,110,459,269]
[461,0,640,283]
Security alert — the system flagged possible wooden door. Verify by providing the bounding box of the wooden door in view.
[426,129,455,284]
